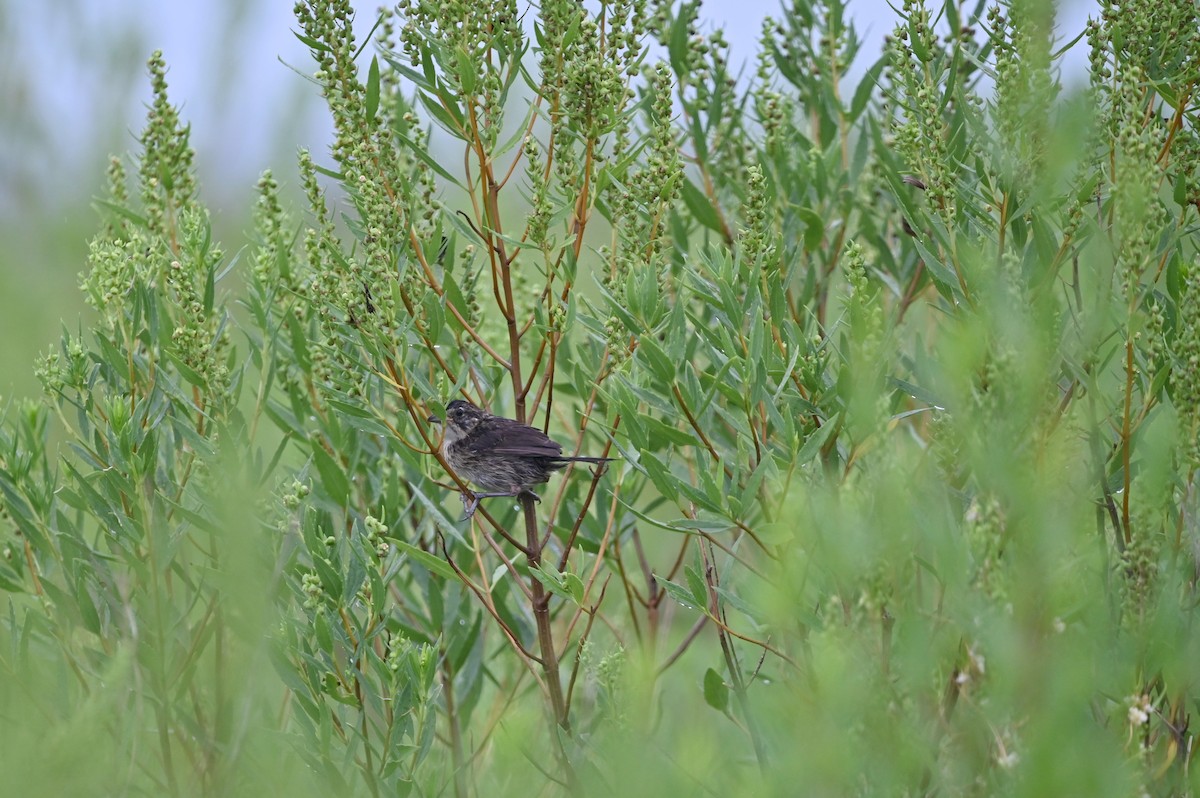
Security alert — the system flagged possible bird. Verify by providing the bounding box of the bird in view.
[427,399,613,518]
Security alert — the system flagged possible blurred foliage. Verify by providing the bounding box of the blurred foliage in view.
[2,0,1200,795]
[0,0,328,400]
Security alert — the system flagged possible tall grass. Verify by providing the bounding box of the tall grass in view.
[2,0,1199,794]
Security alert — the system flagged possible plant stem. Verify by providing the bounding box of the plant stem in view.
[522,493,569,731]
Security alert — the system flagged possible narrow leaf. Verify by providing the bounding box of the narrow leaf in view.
[365,55,381,124]
[703,667,730,712]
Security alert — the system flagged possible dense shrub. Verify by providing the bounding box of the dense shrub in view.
[2,0,1199,794]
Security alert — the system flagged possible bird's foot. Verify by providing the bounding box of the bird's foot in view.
[459,492,482,520]
[459,490,531,520]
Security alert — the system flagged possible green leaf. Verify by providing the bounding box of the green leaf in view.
[383,54,435,92]
[448,612,483,672]
[637,336,676,383]
[293,29,331,53]
[908,17,930,63]
[565,572,585,606]
[664,516,730,532]
[418,90,465,137]
[667,7,692,78]
[365,55,380,124]
[454,46,477,94]
[312,162,345,181]
[703,667,729,712]
[311,445,350,505]
[396,131,465,189]
[392,540,457,581]
[888,377,946,410]
[643,416,696,450]
[421,46,438,88]
[313,608,333,650]
[164,349,207,389]
[530,563,572,601]
[714,586,759,621]
[284,312,312,372]
[657,576,701,611]
[797,207,825,251]
[0,477,41,546]
[343,538,367,605]
[850,58,885,121]
[325,400,392,437]
[74,574,101,635]
[1173,171,1189,208]
[737,459,772,518]
[684,565,708,608]
[440,272,472,333]
[680,178,725,236]
[910,233,962,301]
[203,262,216,316]
[0,562,25,593]
[796,414,838,466]
[408,487,468,544]
[770,41,804,87]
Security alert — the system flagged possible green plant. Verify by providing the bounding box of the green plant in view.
[2,0,1199,795]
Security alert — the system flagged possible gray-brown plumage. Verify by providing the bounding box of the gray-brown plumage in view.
[428,399,612,518]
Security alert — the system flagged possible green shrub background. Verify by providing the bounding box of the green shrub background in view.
[2,0,1200,795]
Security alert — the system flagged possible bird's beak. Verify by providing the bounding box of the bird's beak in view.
[427,414,441,424]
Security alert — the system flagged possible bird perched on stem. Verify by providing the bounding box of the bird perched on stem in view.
[428,399,613,518]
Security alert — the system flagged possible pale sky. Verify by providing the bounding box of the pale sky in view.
[1,0,1098,214]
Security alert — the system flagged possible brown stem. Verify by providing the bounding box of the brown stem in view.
[522,494,570,732]
[612,537,644,642]
[410,227,512,369]
[1155,82,1193,166]
[700,539,768,771]
[670,385,723,466]
[439,535,544,667]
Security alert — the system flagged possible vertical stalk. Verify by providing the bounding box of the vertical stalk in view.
[522,495,569,730]
[473,106,575,779]
[441,661,468,798]
[700,538,767,771]
[1121,337,1134,545]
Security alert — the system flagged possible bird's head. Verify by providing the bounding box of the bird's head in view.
[428,399,487,443]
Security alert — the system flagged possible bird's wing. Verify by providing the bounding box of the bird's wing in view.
[474,418,565,458]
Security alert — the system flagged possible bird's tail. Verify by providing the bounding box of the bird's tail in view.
[556,455,615,464]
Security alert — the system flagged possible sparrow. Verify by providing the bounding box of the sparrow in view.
[428,399,613,518]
